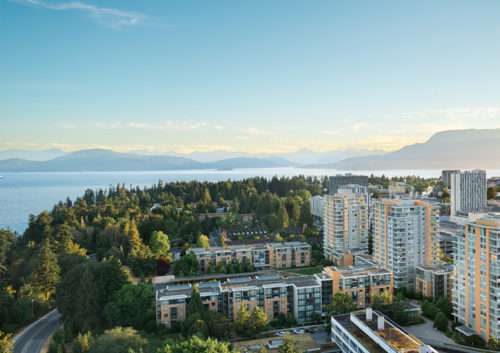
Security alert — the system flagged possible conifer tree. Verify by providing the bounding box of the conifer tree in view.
[189,284,204,316]
[34,237,61,300]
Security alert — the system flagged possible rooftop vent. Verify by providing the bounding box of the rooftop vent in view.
[366,307,373,321]
[377,315,384,330]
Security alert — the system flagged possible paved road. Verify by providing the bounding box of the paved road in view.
[13,310,62,353]
[405,316,455,345]
[404,317,483,353]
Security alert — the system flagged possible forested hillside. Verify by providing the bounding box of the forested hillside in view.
[0,175,324,339]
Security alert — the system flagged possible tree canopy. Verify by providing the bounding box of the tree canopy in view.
[159,335,235,353]
[103,282,155,331]
[323,291,356,316]
[88,327,147,353]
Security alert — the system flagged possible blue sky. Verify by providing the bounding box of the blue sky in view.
[1,0,500,153]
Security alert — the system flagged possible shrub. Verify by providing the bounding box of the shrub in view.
[434,312,448,332]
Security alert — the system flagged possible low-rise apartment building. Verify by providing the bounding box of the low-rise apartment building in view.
[156,265,393,329]
[190,241,311,274]
[415,264,453,301]
[156,274,322,327]
[324,265,393,308]
[331,309,438,353]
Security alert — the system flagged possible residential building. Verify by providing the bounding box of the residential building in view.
[198,213,253,223]
[452,216,500,339]
[324,265,393,308]
[415,264,453,301]
[329,174,368,195]
[388,181,413,195]
[439,219,458,258]
[488,177,500,188]
[323,190,369,261]
[442,170,461,187]
[190,242,311,274]
[330,248,375,267]
[156,274,323,327]
[310,195,325,222]
[331,309,438,353]
[372,199,440,289]
[450,170,487,215]
[339,184,372,225]
[211,227,269,243]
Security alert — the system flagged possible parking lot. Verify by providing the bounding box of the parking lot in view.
[233,325,331,352]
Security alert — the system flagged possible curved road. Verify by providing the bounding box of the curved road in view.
[13,310,62,353]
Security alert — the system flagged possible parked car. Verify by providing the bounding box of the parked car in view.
[306,328,316,333]
[276,331,287,337]
[293,329,305,334]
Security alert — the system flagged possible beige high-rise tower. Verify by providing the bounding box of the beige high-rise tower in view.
[323,189,368,261]
[372,199,440,289]
[453,217,500,340]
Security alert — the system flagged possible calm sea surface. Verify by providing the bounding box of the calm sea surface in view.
[1,168,497,234]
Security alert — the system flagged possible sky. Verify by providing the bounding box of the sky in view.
[1,0,500,154]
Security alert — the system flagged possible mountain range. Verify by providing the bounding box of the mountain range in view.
[1,128,499,172]
[0,148,66,161]
[306,128,500,170]
[151,148,385,164]
[0,149,298,172]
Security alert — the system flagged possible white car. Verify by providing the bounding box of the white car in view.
[293,329,305,334]
[276,331,287,337]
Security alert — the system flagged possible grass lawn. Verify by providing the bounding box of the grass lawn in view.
[283,267,322,275]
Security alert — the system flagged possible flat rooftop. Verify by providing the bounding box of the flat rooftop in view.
[333,311,430,353]
[333,314,386,353]
[157,272,323,300]
[325,265,391,277]
[190,241,310,254]
[416,264,453,273]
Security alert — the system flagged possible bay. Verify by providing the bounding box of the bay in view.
[0,167,496,234]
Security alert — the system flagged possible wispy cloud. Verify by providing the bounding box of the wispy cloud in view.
[11,0,149,29]
[352,122,370,132]
[321,130,340,136]
[128,121,209,130]
[59,121,217,131]
[59,121,124,129]
[91,122,124,129]
[240,127,272,136]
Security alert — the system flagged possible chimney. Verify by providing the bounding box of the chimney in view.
[366,307,373,321]
[377,315,384,330]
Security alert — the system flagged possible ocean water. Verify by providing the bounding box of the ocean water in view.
[0,167,490,235]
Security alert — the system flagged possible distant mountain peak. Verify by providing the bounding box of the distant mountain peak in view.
[307,128,500,170]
